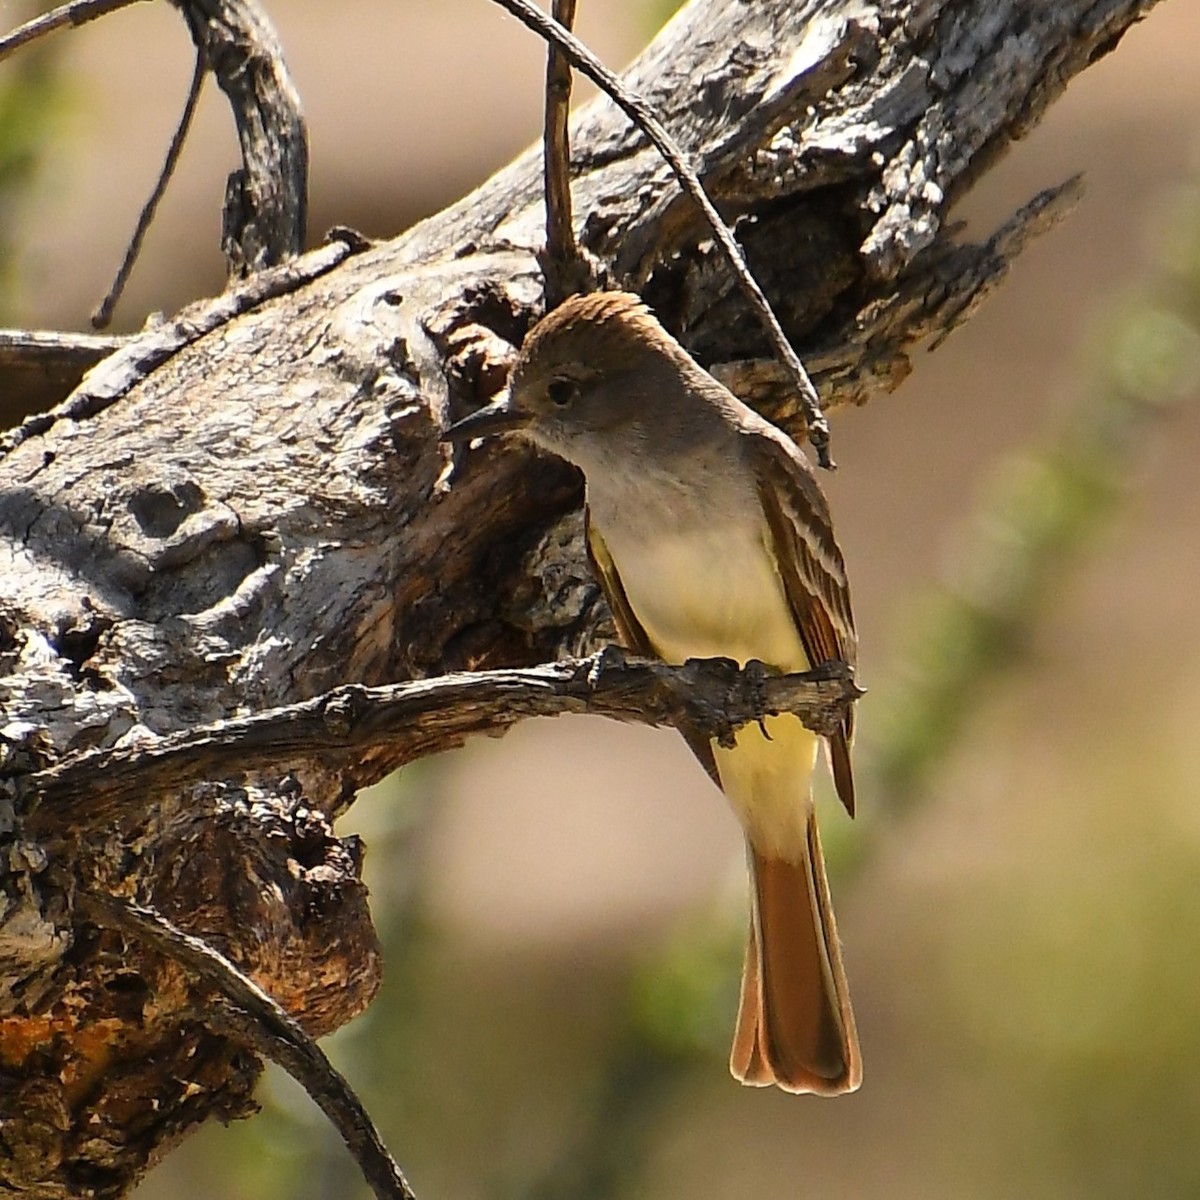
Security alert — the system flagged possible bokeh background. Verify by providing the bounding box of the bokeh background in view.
[3,1,1200,1197]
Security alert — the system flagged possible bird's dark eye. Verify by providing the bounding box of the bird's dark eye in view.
[547,378,577,407]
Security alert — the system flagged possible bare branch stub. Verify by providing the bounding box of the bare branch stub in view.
[172,0,308,275]
[0,0,147,64]
[0,328,127,419]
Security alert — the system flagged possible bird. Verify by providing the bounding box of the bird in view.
[444,290,861,1094]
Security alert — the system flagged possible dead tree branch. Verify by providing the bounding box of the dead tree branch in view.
[540,0,587,306]
[1,232,361,456]
[0,0,1164,1194]
[171,0,308,274]
[77,892,418,1200]
[22,654,859,838]
[0,0,304,278]
[0,328,127,417]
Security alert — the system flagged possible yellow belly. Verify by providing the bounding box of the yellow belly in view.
[602,521,817,859]
[712,717,817,859]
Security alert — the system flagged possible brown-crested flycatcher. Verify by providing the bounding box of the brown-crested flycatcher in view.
[444,291,861,1095]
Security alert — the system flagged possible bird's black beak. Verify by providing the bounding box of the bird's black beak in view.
[441,394,531,443]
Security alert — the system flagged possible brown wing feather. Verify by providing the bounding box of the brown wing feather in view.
[585,511,722,787]
[750,432,858,817]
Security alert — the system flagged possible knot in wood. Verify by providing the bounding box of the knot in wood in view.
[320,686,369,739]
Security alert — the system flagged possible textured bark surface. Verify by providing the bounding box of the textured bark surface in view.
[21,655,860,838]
[0,0,1163,1194]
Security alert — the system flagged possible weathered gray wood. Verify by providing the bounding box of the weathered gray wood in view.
[172,0,308,274]
[0,0,1163,1194]
[21,655,859,836]
[76,891,418,1200]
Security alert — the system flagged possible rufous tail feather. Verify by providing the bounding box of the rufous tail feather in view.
[730,808,861,1095]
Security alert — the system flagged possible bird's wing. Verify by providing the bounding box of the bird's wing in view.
[750,430,858,816]
[585,510,722,788]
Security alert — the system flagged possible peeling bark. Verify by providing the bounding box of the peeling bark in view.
[0,0,1164,1193]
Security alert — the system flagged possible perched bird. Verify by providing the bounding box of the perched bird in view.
[444,291,860,1094]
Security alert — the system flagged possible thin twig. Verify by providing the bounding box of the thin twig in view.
[541,0,582,307]
[0,0,146,63]
[77,891,419,1200]
[489,0,836,467]
[92,33,207,329]
[24,653,860,835]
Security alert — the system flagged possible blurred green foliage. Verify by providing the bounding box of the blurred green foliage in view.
[868,190,1200,819]
[935,733,1200,1199]
[854,184,1200,1200]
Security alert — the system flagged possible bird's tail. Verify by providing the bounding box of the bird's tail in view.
[730,808,861,1095]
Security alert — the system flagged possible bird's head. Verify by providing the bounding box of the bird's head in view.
[442,291,699,469]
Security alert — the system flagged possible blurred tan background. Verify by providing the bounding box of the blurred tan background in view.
[5,1,1200,1197]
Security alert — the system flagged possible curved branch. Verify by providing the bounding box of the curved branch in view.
[0,0,305,281]
[171,0,308,274]
[92,27,209,329]
[77,892,418,1200]
[24,653,861,837]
